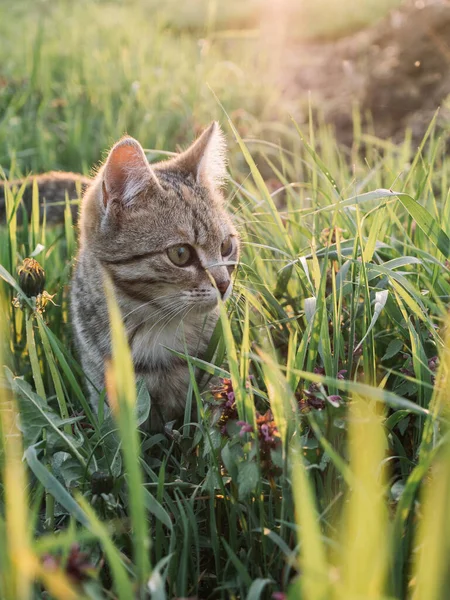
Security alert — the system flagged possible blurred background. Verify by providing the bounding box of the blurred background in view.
[0,0,448,175]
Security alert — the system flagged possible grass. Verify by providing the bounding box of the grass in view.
[2,1,450,599]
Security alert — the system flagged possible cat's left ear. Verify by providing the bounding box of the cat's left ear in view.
[175,121,227,188]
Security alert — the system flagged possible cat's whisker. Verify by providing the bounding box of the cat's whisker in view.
[174,304,196,340]
[135,299,184,332]
[205,260,238,270]
[127,301,183,349]
[122,292,182,319]
[151,303,189,362]
[139,303,185,364]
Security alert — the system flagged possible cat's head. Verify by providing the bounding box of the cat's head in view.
[80,122,239,315]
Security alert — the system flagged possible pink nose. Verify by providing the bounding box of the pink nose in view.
[215,279,230,298]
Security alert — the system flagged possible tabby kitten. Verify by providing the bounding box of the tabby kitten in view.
[71,122,239,430]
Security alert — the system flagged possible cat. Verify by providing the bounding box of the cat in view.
[0,172,90,224]
[70,122,239,431]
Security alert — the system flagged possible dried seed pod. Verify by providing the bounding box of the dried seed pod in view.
[18,258,45,298]
[91,471,114,495]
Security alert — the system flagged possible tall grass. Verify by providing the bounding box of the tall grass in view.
[2,1,450,598]
[2,112,450,597]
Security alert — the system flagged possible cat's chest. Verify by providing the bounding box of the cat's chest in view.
[129,317,207,420]
[127,312,213,373]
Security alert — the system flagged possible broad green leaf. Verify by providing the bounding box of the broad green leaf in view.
[238,460,259,500]
[25,446,89,528]
[6,368,86,464]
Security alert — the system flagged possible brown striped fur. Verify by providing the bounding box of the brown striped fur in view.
[70,123,239,430]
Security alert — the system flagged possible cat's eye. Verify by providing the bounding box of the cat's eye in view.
[221,236,234,257]
[167,245,194,267]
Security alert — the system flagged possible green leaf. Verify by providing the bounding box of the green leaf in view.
[382,339,404,361]
[392,190,450,257]
[354,290,389,353]
[136,379,151,426]
[246,578,273,600]
[24,446,90,528]
[221,537,253,587]
[5,368,86,463]
[143,488,173,531]
[238,460,259,500]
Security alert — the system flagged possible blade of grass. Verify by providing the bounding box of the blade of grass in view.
[103,272,151,584]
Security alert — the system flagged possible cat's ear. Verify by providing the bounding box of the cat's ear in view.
[102,136,161,208]
[175,121,227,188]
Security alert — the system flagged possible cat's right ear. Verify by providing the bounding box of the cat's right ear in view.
[101,137,161,209]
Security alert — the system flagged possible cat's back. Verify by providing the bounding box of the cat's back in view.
[0,171,91,224]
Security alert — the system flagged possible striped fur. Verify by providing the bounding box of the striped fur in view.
[71,122,239,431]
[0,172,90,224]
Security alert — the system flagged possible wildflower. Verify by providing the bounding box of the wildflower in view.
[212,379,282,475]
[237,420,254,436]
[327,395,342,407]
[300,385,326,411]
[42,544,96,583]
[211,378,238,434]
[256,410,279,445]
[297,365,347,411]
[428,355,439,385]
[256,410,281,475]
[272,592,287,600]
[428,356,438,371]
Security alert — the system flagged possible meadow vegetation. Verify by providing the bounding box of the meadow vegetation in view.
[1,1,450,599]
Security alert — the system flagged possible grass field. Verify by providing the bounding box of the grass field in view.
[2,1,450,599]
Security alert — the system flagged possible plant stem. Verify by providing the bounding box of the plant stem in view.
[25,310,46,400]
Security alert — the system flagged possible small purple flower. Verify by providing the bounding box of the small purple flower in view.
[272,593,286,600]
[400,367,414,377]
[327,394,342,407]
[225,397,235,410]
[41,544,95,582]
[428,356,439,371]
[260,423,273,442]
[237,420,254,437]
[337,369,347,380]
[226,390,235,403]
[255,410,281,476]
[212,378,239,436]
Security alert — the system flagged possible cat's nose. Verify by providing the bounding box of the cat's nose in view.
[215,279,230,298]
